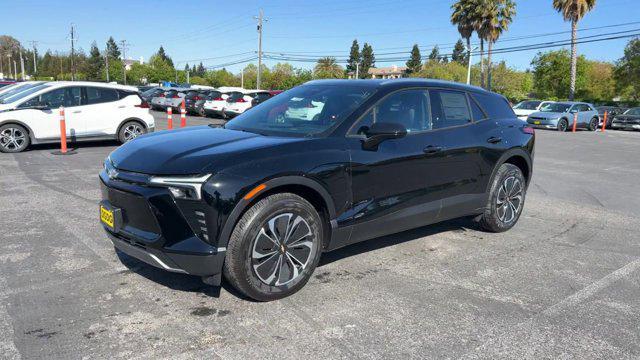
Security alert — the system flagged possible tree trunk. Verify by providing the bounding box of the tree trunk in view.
[569,19,578,101]
[480,38,485,89]
[487,41,493,92]
[466,37,471,67]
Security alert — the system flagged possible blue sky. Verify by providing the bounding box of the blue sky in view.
[6,0,640,73]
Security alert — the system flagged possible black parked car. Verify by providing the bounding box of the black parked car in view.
[596,106,627,128]
[99,79,535,301]
[611,107,640,131]
[184,90,209,115]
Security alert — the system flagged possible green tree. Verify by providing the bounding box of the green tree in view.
[553,0,596,100]
[148,50,175,83]
[428,45,440,62]
[196,62,206,77]
[85,41,103,81]
[614,38,640,101]
[477,0,516,91]
[451,0,481,84]
[451,39,468,65]
[105,37,120,59]
[580,61,615,101]
[531,49,588,99]
[314,57,344,79]
[156,46,174,67]
[347,39,360,76]
[360,43,375,79]
[406,44,422,74]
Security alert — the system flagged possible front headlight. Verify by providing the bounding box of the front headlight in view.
[148,174,211,200]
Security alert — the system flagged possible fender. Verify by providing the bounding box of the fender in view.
[216,175,337,249]
[485,147,533,193]
[0,120,37,142]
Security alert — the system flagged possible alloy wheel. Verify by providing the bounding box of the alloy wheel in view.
[496,176,523,224]
[0,127,26,151]
[123,124,143,142]
[251,213,314,286]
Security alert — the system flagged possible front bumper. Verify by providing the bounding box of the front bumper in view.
[612,122,640,130]
[99,172,226,277]
[527,118,558,129]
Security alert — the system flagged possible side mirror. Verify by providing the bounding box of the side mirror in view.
[362,122,407,151]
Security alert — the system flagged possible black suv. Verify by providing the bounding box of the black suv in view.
[100,79,534,301]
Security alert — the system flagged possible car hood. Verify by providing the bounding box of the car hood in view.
[529,111,566,119]
[109,125,302,175]
[513,109,536,116]
[614,114,640,121]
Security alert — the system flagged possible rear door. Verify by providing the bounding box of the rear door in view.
[82,86,122,136]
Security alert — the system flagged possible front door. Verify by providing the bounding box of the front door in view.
[17,86,85,140]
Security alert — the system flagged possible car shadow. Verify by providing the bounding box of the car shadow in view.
[114,216,478,301]
[28,140,120,152]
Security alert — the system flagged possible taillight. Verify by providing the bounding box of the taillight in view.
[194,96,202,101]
[236,98,247,103]
[522,126,535,135]
[159,93,165,97]
[213,97,224,101]
[136,101,150,109]
[172,95,180,98]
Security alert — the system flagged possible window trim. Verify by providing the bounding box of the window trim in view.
[347,86,480,138]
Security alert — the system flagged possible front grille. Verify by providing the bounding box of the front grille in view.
[102,184,161,234]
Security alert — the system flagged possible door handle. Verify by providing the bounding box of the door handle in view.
[423,145,443,154]
[487,136,502,144]
[72,110,82,114]
[118,105,126,108]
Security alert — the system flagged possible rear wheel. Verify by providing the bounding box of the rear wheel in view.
[0,124,30,153]
[557,118,568,132]
[118,121,146,143]
[478,163,526,233]
[223,193,323,301]
[589,117,599,131]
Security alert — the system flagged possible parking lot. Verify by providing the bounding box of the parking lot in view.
[1,115,639,359]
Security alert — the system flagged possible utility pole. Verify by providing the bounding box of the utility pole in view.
[29,41,38,75]
[355,62,359,79]
[241,68,244,88]
[0,53,3,78]
[19,50,25,80]
[119,40,128,85]
[105,49,110,82]
[69,24,77,80]
[13,60,17,80]
[466,46,477,86]
[6,54,11,79]
[254,9,266,90]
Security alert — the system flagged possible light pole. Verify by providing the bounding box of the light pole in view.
[466,46,478,86]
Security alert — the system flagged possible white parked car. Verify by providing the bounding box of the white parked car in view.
[0,81,154,153]
[512,100,555,121]
[202,92,231,118]
[284,97,325,121]
[223,91,271,118]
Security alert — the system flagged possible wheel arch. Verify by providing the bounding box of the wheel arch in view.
[218,175,336,250]
[116,117,147,138]
[486,149,532,192]
[0,120,36,141]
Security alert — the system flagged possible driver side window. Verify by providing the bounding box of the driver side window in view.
[351,89,430,135]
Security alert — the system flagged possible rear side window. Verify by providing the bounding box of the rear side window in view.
[472,92,515,119]
[86,87,119,105]
[429,90,472,129]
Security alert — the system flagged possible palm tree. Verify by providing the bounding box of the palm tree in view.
[451,0,479,83]
[314,57,344,79]
[553,0,596,100]
[478,0,516,91]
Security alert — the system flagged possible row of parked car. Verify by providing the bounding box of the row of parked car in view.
[512,100,640,131]
[141,87,283,119]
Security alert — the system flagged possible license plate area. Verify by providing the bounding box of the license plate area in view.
[100,201,122,232]
[534,121,541,125]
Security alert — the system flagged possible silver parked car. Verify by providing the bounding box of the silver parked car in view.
[527,102,600,132]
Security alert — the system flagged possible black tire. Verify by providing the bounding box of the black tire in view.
[478,163,527,233]
[223,193,323,301]
[589,117,599,131]
[118,121,146,144]
[0,124,30,153]
[557,118,568,132]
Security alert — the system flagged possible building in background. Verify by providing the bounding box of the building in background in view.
[368,65,407,79]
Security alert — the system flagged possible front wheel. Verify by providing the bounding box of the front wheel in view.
[118,121,146,143]
[589,117,599,131]
[478,163,527,233]
[223,193,323,301]
[557,118,568,132]
[0,124,30,153]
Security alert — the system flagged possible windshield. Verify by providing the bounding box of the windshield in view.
[624,107,640,116]
[1,83,50,104]
[540,103,571,113]
[225,84,376,137]
[0,83,43,102]
[514,101,541,110]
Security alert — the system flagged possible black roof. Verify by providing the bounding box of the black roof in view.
[304,78,490,94]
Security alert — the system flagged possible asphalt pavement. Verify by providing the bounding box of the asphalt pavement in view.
[1,116,639,359]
